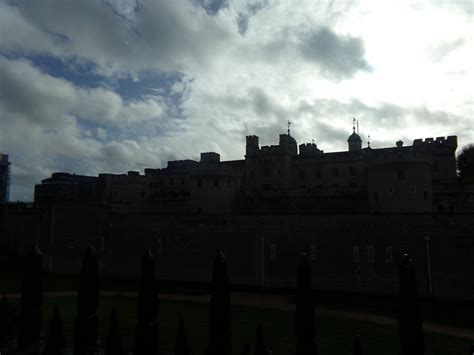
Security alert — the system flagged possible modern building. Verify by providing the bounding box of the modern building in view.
[34,127,469,213]
[0,153,11,203]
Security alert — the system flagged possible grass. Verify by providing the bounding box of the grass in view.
[35,295,471,355]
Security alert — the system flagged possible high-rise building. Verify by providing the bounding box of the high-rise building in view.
[0,153,11,203]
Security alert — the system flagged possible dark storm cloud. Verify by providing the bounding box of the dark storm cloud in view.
[298,26,371,79]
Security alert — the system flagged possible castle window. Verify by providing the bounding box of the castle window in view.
[389,186,393,194]
[310,245,317,262]
[385,246,393,264]
[156,238,162,257]
[169,178,174,185]
[410,186,416,194]
[99,236,105,252]
[213,178,219,187]
[353,245,360,263]
[424,191,429,200]
[278,168,282,176]
[315,168,322,178]
[270,243,277,261]
[299,170,306,180]
[433,161,439,172]
[263,167,272,177]
[374,192,379,201]
[350,166,357,176]
[332,167,339,177]
[397,170,406,180]
[197,178,202,188]
[251,171,255,179]
[367,245,375,264]
[180,177,185,185]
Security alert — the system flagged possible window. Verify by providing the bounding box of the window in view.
[350,166,357,176]
[310,245,317,262]
[424,191,429,200]
[213,178,219,187]
[180,177,185,185]
[99,236,105,252]
[315,168,322,178]
[389,186,393,194]
[367,245,375,264]
[353,245,360,263]
[299,170,306,180]
[270,243,276,261]
[397,170,406,180]
[332,167,339,177]
[263,167,272,177]
[374,192,379,201]
[410,186,416,194]
[169,178,174,185]
[433,161,439,172]
[156,238,162,257]
[197,178,202,188]
[385,246,393,264]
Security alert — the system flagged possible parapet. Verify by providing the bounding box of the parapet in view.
[167,160,198,170]
[412,136,457,150]
[299,143,322,156]
[200,152,220,163]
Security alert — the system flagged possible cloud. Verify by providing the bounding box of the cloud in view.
[0,57,171,200]
[298,27,371,79]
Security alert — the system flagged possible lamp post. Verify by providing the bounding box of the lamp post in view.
[260,237,264,289]
[424,235,432,297]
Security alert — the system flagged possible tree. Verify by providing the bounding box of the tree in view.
[295,253,317,355]
[207,251,231,355]
[18,245,43,354]
[74,246,99,355]
[354,334,363,355]
[43,304,65,355]
[457,144,474,181]
[399,254,424,355]
[135,250,159,355]
[254,325,267,355]
[174,316,190,355]
[105,308,124,355]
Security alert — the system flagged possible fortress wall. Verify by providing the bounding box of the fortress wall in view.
[6,203,473,300]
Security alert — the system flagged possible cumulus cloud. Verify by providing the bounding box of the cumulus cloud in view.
[298,27,371,79]
[0,0,472,201]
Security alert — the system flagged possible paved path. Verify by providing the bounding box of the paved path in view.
[6,291,474,341]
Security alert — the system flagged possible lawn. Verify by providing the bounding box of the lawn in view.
[35,295,471,355]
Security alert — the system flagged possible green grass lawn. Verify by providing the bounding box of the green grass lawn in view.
[37,295,471,355]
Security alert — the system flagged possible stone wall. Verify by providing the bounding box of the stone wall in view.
[7,204,470,300]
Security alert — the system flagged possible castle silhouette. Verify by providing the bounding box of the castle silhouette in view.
[35,124,462,213]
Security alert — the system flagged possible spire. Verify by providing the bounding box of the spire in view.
[352,117,356,133]
[368,135,371,148]
[357,120,359,135]
[287,120,291,136]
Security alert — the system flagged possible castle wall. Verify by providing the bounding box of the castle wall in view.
[8,204,471,300]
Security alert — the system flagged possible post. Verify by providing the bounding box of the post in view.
[49,205,55,272]
[260,237,264,289]
[424,235,432,297]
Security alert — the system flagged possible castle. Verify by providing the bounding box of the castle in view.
[34,124,467,214]
[2,126,474,300]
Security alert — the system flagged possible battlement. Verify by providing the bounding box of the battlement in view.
[413,136,457,148]
[299,143,322,156]
[200,152,220,163]
[167,160,198,170]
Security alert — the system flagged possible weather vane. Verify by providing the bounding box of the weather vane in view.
[352,117,356,133]
[287,120,291,136]
[368,134,371,148]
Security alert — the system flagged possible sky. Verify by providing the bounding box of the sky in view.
[0,0,473,201]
